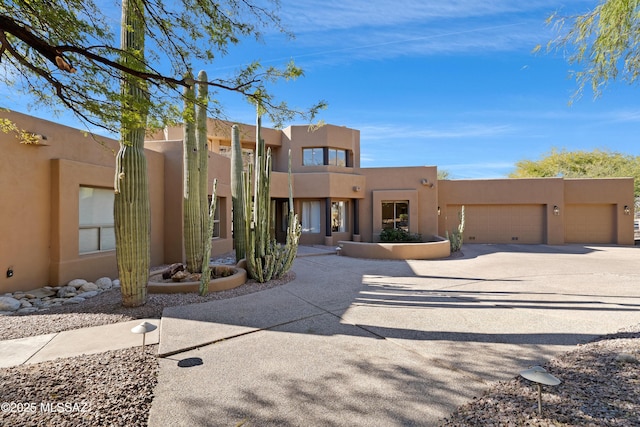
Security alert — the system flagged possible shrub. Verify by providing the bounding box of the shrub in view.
[379,228,422,243]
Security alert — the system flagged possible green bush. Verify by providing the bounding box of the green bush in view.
[379,228,422,242]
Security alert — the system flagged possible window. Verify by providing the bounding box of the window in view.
[303,148,323,166]
[79,186,115,254]
[382,201,409,231]
[301,201,321,233]
[328,149,346,166]
[331,201,347,232]
[303,147,349,166]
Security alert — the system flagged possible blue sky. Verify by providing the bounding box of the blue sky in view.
[6,0,640,178]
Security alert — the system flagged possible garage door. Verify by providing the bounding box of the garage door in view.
[448,204,545,244]
[565,204,616,244]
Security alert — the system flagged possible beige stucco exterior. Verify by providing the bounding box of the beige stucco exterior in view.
[1,111,635,293]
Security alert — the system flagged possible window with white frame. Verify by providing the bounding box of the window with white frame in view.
[382,201,409,231]
[331,201,347,232]
[79,186,115,254]
[301,201,321,233]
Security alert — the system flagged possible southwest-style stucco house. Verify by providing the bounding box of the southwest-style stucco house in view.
[1,110,635,293]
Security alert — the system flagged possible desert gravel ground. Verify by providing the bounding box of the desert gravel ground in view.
[1,269,639,426]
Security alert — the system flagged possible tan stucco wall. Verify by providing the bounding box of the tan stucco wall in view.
[1,111,164,292]
[359,166,439,242]
[438,178,635,245]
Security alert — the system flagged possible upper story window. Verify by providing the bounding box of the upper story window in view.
[303,148,323,166]
[303,147,350,167]
[328,149,346,166]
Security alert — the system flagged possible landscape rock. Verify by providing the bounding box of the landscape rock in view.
[67,278,88,289]
[95,277,113,290]
[80,282,99,292]
[79,290,99,299]
[0,297,21,312]
[113,279,121,288]
[63,296,86,304]
[57,286,77,298]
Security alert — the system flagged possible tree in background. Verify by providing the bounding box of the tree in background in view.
[540,0,640,100]
[509,148,640,199]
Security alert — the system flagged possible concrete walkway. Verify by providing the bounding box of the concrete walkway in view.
[149,244,640,426]
[0,318,160,368]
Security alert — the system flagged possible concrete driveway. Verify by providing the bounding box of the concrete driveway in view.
[149,244,640,426]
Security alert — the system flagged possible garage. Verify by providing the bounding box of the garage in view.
[448,204,546,244]
[565,204,616,244]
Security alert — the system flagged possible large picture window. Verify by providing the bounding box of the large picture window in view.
[301,201,321,233]
[331,201,347,232]
[328,149,346,166]
[302,148,323,166]
[79,186,115,254]
[382,201,409,231]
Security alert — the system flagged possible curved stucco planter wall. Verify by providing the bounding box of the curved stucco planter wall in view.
[338,237,450,260]
[148,266,247,294]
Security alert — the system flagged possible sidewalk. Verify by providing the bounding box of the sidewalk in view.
[0,318,160,368]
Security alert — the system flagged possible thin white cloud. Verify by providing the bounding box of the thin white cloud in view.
[358,123,515,141]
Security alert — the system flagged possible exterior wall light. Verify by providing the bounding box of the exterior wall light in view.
[352,186,361,192]
[553,205,560,216]
[420,178,434,188]
[624,205,631,215]
[437,206,441,216]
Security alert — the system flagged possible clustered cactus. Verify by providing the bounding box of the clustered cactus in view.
[231,124,246,262]
[242,108,301,282]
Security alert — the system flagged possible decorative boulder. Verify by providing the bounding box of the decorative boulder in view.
[67,279,88,289]
[80,282,99,292]
[0,296,21,312]
[57,286,77,298]
[95,277,113,290]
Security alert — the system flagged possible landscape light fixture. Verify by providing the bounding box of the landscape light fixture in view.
[131,321,158,354]
[553,205,560,216]
[519,365,561,415]
[624,205,631,215]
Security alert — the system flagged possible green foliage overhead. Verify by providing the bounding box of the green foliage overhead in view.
[540,0,640,100]
[509,148,640,197]
[0,0,326,133]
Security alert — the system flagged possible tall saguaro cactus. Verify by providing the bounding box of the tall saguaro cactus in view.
[182,71,202,273]
[114,0,150,307]
[196,71,210,262]
[243,107,301,282]
[231,124,246,261]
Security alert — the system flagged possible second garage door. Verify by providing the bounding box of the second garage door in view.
[449,204,546,244]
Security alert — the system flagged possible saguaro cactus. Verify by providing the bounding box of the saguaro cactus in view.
[182,71,203,273]
[114,0,150,307]
[196,70,210,261]
[231,124,246,261]
[243,108,301,282]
